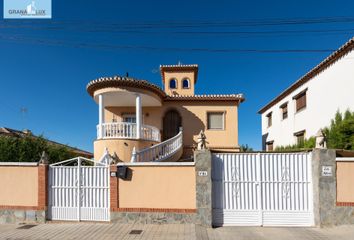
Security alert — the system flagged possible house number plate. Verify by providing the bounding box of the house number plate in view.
[198,171,208,177]
[322,166,332,177]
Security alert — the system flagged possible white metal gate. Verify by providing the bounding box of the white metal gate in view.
[212,152,314,226]
[48,157,110,222]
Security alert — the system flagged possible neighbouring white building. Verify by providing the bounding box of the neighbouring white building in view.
[259,37,354,151]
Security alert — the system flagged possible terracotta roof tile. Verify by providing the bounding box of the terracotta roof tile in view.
[166,94,245,102]
[86,76,167,99]
[87,76,245,103]
[159,64,199,83]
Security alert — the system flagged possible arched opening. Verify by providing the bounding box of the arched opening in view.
[182,78,190,89]
[163,109,182,140]
[169,79,177,89]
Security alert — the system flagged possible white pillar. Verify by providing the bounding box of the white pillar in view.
[98,94,105,139]
[136,94,142,139]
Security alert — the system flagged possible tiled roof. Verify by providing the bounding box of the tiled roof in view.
[160,64,198,68]
[86,76,167,99]
[87,76,245,103]
[166,94,245,102]
[258,37,354,114]
[160,64,199,83]
[0,127,93,158]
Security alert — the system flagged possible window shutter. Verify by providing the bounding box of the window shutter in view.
[208,113,224,129]
[296,93,306,111]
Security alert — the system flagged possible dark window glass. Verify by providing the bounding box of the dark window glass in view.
[169,79,177,89]
[297,134,305,146]
[267,112,272,127]
[182,79,190,89]
[281,105,288,119]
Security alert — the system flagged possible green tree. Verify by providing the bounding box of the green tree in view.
[0,135,79,163]
[240,144,254,152]
[324,110,354,150]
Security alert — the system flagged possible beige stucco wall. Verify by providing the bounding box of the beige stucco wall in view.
[0,166,38,206]
[119,166,196,209]
[94,139,157,161]
[337,162,354,202]
[103,101,239,160]
[163,71,195,95]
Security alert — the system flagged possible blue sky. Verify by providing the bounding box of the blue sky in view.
[0,0,353,152]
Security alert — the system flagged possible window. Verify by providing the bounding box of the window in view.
[169,79,177,89]
[280,103,288,120]
[266,141,274,151]
[122,114,136,123]
[207,112,224,130]
[182,78,190,89]
[293,89,307,112]
[266,112,272,127]
[294,130,305,146]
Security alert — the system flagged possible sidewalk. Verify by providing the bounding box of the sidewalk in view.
[1,223,354,240]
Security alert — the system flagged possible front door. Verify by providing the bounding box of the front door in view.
[163,110,182,140]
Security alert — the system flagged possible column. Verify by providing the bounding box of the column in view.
[136,94,142,139]
[98,94,105,139]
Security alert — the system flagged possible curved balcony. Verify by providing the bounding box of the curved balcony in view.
[97,122,161,142]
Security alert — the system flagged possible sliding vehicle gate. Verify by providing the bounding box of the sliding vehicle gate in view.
[48,157,110,222]
[212,152,314,226]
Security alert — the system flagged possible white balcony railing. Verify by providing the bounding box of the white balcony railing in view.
[131,128,183,162]
[97,122,160,142]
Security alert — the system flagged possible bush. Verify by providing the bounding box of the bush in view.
[0,135,78,163]
[274,137,315,151]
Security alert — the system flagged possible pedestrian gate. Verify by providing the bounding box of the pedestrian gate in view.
[212,152,314,226]
[48,157,110,222]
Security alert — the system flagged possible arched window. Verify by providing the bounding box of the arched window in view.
[169,79,177,89]
[182,78,190,89]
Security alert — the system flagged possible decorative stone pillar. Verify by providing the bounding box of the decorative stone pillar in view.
[194,149,212,227]
[98,94,105,139]
[135,94,142,139]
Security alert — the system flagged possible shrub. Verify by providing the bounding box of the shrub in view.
[274,137,315,151]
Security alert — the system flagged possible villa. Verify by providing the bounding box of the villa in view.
[259,37,354,150]
[86,64,245,162]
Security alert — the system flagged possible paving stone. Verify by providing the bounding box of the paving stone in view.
[0,223,354,240]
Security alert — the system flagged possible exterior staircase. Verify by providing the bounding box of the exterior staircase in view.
[131,128,183,162]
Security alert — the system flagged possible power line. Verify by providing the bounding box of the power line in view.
[3,16,354,30]
[0,33,337,54]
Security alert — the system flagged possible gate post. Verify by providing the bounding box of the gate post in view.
[38,162,48,222]
[194,149,212,227]
[110,164,119,212]
[77,157,81,221]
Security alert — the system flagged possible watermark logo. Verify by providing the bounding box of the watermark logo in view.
[4,0,52,19]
